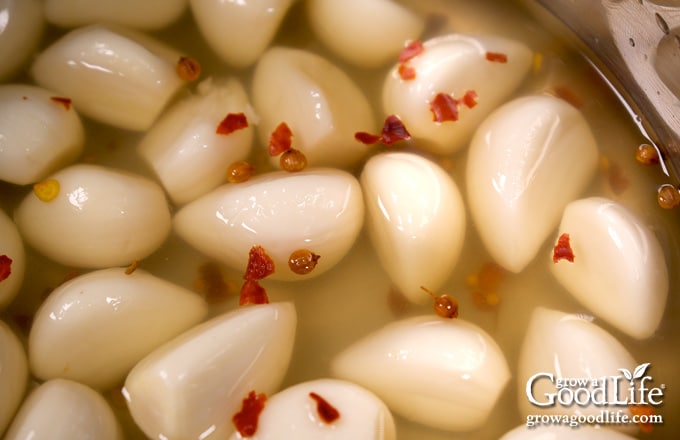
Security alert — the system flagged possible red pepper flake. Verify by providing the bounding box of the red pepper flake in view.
[0,255,12,282]
[50,97,72,110]
[232,391,267,437]
[430,93,459,122]
[553,85,583,108]
[398,40,424,63]
[176,56,201,81]
[216,113,248,135]
[269,122,293,156]
[309,392,340,424]
[485,51,508,63]
[398,63,417,80]
[354,131,381,145]
[629,404,656,433]
[244,245,275,281]
[460,90,478,108]
[239,279,270,306]
[552,233,575,263]
[124,260,138,275]
[380,114,411,145]
[194,261,235,303]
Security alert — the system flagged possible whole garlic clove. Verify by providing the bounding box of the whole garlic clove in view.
[0,209,25,311]
[139,78,255,205]
[306,0,424,68]
[0,321,28,435]
[517,308,636,423]
[31,25,187,131]
[44,0,187,30]
[190,0,294,68]
[124,302,297,440]
[382,33,532,155]
[4,379,123,440]
[228,378,396,440]
[550,197,668,339]
[501,424,638,439]
[252,47,376,169]
[0,84,84,185]
[331,315,510,431]
[466,95,598,273]
[14,164,171,268]
[29,267,209,390]
[0,0,44,81]
[174,169,364,281]
[360,152,465,304]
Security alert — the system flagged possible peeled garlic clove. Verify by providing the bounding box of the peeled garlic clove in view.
[0,321,28,435]
[517,308,636,422]
[466,95,598,273]
[44,0,187,30]
[31,25,187,131]
[139,78,254,205]
[0,84,84,185]
[14,164,171,268]
[124,302,297,440]
[0,0,44,81]
[360,152,465,303]
[501,424,638,439]
[190,0,294,68]
[4,379,122,440]
[29,267,208,390]
[332,315,510,431]
[174,169,364,281]
[550,197,668,339]
[0,210,25,311]
[382,33,532,155]
[252,47,376,169]
[306,0,424,68]
[228,378,396,440]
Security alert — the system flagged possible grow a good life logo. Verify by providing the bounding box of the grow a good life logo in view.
[525,362,665,430]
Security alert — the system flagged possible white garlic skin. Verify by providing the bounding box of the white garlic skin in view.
[361,152,465,303]
[139,78,254,205]
[0,321,28,435]
[0,0,44,81]
[228,378,396,440]
[124,302,297,440]
[252,47,376,169]
[44,0,187,30]
[501,424,638,440]
[31,25,186,131]
[29,267,209,390]
[14,164,171,268]
[306,0,424,68]
[0,84,84,185]
[517,308,636,424]
[382,33,532,155]
[466,94,599,273]
[332,315,510,431]
[550,197,668,339]
[190,0,294,68]
[0,209,25,311]
[174,168,364,281]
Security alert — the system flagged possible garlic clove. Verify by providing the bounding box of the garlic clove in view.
[306,0,424,68]
[0,321,28,435]
[228,378,396,440]
[189,0,294,68]
[501,424,638,439]
[139,77,254,205]
[331,315,510,431]
[550,197,668,339]
[29,267,208,390]
[517,308,636,423]
[466,95,599,273]
[174,168,364,281]
[4,379,123,440]
[124,302,297,440]
[382,33,532,155]
[44,0,187,30]
[0,209,25,311]
[0,84,84,185]
[360,152,465,303]
[14,164,172,268]
[0,0,44,81]
[252,47,376,169]
[31,24,187,131]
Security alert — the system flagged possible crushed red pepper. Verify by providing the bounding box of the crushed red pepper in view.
[232,391,267,437]
[309,392,340,424]
[269,122,293,156]
[629,404,656,433]
[355,115,411,146]
[50,96,72,110]
[485,51,508,63]
[398,40,424,63]
[0,255,12,282]
[244,245,275,281]
[460,90,478,108]
[552,233,575,263]
[430,93,459,122]
[176,56,201,81]
[398,63,417,80]
[124,260,138,275]
[216,113,248,135]
[239,279,269,306]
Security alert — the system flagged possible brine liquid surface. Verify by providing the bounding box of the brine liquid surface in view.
[1,0,679,439]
